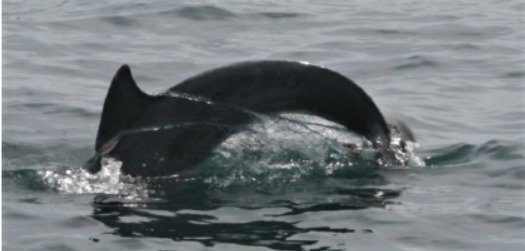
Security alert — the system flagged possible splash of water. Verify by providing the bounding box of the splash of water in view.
[38,158,149,199]
[36,110,424,199]
[386,130,426,168]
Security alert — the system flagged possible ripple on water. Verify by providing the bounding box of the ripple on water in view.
[161,5,237,21]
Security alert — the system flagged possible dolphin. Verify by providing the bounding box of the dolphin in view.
[84,60,414,177]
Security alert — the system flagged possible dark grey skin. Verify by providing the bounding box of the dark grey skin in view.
[85,60,413,177]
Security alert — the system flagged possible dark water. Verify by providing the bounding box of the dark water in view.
[3,0,525,250]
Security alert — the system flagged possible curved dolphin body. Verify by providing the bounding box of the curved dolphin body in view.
[85,60,410,177]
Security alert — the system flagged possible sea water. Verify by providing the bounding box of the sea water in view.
[3,0,525,250]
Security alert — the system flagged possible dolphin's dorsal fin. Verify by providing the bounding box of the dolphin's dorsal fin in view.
[95,65,153,151]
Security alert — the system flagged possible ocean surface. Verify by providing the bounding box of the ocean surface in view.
[3,0,525,250]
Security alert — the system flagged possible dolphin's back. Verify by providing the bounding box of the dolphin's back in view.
[86,61,396,177]
[171,60,390,145]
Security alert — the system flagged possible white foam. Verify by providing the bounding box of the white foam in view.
[38,158,149,200]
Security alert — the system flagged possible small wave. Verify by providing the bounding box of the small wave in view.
[424,139,524,167]
[502,71,525,79]
[3,142,92,170]
[394,55,439,70]
[101,16,137,27]
[3,0,67,17]
[446,43,481,51]
[474,140,524,161]
[159,5,306,22]
[161,5,237,21]
[374,29,413,35]
[256,12,304,19]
